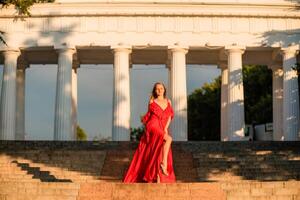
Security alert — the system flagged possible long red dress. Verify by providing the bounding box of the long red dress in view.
[123,99,176,183]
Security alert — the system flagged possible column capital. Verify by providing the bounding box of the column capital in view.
[168,44,188,54]
[2,48,21,58]
[218,62,227,70]
[0,47,20,52]
[268,63,282,71]
[225,45,246,54]
[280,45,299,57]
[55,47,76,55]
[111,44,132,53]
[224,44,246,54]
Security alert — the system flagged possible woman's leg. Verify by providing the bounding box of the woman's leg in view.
[161,134,172,174]
[157,174,160,183]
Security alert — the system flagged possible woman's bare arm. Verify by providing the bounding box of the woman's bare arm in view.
[164,116,171,133]
[164,99,172,133]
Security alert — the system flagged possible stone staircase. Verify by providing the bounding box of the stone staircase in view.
[0,141,299,200]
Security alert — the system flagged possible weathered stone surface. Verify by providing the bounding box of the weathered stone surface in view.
[0,141,299,199]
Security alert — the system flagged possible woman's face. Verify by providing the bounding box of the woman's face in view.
[155,84,165,97]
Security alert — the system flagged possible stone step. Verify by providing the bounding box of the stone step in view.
[0,176,100,183]
[198,170,300,176]
[0,178,40,182]
[0,182,226,200]
[0,141,299,199]
[1,181,299,200]
[195,158,300,162]
[195,163,300,169]
[226,195,296,200]
[198,176,299,182]
[194,150,299,154]
[194,159,300,163]
[196,165,300,171]
[0,172,100,179]
[8,152,297,156]
[225,188,300,196]
[0,195,77,200]
[0,174,34,178]
[1,141,299,149]
[6,161,102,168]
[194,151,300,155]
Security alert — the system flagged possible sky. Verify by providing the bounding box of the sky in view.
[0,64,220,140]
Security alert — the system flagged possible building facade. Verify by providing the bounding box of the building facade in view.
[0,0,300,141]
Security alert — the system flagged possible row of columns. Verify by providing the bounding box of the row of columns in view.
[0,45,190,141]
[0,45,299,141]
[112,45,189,141]
[220,45,300,141]
[0,48,78,140]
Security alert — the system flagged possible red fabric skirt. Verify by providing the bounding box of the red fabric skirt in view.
[122,124,176,183]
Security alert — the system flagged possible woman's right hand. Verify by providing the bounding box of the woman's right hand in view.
[140,115,144,123]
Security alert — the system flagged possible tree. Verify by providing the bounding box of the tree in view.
[188,65,273,141]
[188,77,221,141]
[130,126,145,141]
[77,125,87,141]
[1,0,54,15]
[243,65,272,124]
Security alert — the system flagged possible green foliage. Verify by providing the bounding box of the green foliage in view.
[243,65,272,124]
[188,77,221,141]
[77,125,87,141]
[1,0,55,16]
[130,126,145,141]
[188,65,273,141]
[293,62,300,98]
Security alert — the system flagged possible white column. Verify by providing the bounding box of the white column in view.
[111,46,131,141]
[167,65,172,99]
[225,46,246,141]
[271,65,284,141]
[16,67,26,140]
[54,47,75,140]
[220,63,229,141]
[281,46,299,141]
[0,49,20,140]
[166,57,172,99]
[71,67,78,139]
[168,46,188,141]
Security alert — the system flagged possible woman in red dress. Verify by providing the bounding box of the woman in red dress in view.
[123,82,176,183]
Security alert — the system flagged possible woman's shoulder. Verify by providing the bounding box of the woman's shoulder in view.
[167,98,172,105]
[149,99,154,104]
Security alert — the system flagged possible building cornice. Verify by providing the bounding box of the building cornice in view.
[0,1,300,18]
[55,0,300,6]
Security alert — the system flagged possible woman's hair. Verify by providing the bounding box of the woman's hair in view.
[149,82,167,102]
